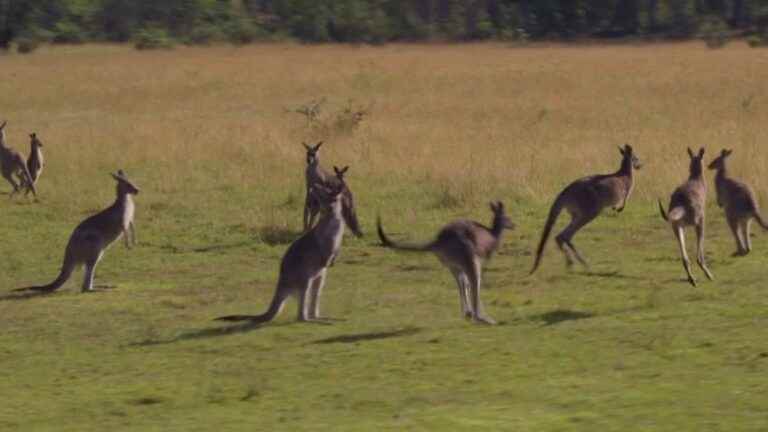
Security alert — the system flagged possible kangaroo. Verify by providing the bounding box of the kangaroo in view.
[303,141,332,231]
[0,121,36,197]
[658,147,714,287]
[530,144,641,273]
[216,179,351,324]
[708,149,768,256]
[377,202,515,325]
[15,170,139,293]
[24,132,44,194]
[331,165,363,238]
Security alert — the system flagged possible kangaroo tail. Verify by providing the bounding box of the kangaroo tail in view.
[658,199,669,222]
[14,253,74,293]
[754,210,768,230]
[214,289,286,323]
[376,216,433,252]
[530,192,565,274]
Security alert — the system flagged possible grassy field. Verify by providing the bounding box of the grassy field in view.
[1,42,767,430]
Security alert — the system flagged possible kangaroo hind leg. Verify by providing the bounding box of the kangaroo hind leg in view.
[695,224,714,281]
[556,210,598,270]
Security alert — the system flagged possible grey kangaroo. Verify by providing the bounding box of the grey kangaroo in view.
[708,149,768,256]
[303,141,332,231]
[24,132,44,194]
[216,178,353,324]
[0,121,36,197]
[331,165,363,238]
[658,148,714,287]
[15,170,139,293]
[530,144,641,273]
[377,202,515,325]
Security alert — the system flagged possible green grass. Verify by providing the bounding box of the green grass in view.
[1,42,767,430]
[2,186,767,431]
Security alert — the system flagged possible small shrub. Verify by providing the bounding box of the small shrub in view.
[15,37,40,54]
[133,28,175,50]
[186,24,223,45]
[225,19,266,45]
[53,20,86,44]
[747,32,768,48]
[698,16,730,49]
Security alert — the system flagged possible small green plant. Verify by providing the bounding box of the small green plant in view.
[15,37,40,54]
[133,28,175,50]
[698,16,730,49]
[186,24,223,45]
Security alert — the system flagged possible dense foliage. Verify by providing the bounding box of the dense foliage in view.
[1,0,767,49]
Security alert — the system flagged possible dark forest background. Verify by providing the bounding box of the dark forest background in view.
[2,0,767,50]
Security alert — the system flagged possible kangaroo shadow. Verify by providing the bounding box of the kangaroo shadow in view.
[310,327,422,345]
[0,290,56,302]
[533,309,595,326]
[583,271,644,281]
[127,321,291,346]
[192,241,251,253]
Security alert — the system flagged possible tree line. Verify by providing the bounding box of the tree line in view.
[1,0,767,50]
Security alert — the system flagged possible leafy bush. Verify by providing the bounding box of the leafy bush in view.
[698,16,729,49]
[225,18,266,45]
[133,28,175,50]
[15,37,40,54]
[53,20,86,44]
[185,24,224,45]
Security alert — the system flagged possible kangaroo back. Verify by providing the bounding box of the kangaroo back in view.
[530,192,565,274]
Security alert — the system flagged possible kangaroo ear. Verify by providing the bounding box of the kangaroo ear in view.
[0,121,6,130]
[302,142,311,151]
[30,133,36,139]
[618,145,625,156]
[725,149,733,156]
[333,165,341,174]
[698,147,705,158]
[341,165,349,174]
[687,147,695,158]
[625,143,633,153]
[314,141,324,151]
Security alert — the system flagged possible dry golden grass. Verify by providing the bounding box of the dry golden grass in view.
[1,41,767,208]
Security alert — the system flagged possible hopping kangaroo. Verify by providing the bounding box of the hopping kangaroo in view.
[0,121,36,197]
[658,148,714,287]
[24,132,44,194]
[303,141,331,231]
[708,149,768,256]
[216,178,352,324]
[530,144,641,273]
[15,170,139,293]
[377,202,515,325]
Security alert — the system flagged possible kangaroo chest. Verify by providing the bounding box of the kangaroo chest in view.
[122,196,135,228]
[315,216,344,266]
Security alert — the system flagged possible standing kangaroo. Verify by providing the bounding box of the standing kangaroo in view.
[15,170,139,293]
[377,202,515,325]
[331,165,363,238]
[708,149,768,256]
[658,148,714,287]
[0,121,36,197]
[530,144,642,273]
[303,141,331,231]
[24,132,44,194]
[216,178,352,324]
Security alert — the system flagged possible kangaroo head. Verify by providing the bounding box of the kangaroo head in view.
[111,169,140,196]
[618,144,642,170]
[490,201,515,230]
[708,148,732,171]
[303,141,323,165]
[30,133,43,148]
[687,147,706,178]
[333,165,349,181]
